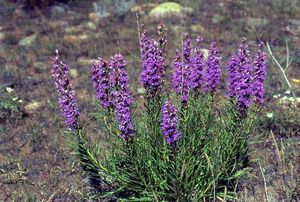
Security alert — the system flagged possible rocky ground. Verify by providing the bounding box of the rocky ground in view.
[0,0,299,201]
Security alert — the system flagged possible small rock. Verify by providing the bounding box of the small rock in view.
[149,2,184,19]
[0,32,5,41]
[79,34,88,40]
[85,22,97,31]
[25,101,42,112]
[212,14,225,24]
[65,22,96,33]
[19,34,37,46]
[89,12,102,24]
[190,24,205,33]
[5,87,14,93]
[63,35,79,44]
[63,34,89,44]
[48,20,68,29]
[65,26,81,33]
[77,57,95,66]
[245,17,269,29]
[33,62,48,73]
[70,69,78,78]
[51,4,69,17]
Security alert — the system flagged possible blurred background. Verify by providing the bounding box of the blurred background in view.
[0,0,299,201]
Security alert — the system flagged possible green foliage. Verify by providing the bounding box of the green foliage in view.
[0,88,18,112]
[67,92,257,201]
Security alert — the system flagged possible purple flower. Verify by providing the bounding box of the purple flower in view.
[140,30,165,96]
[204,42,221,93]
[160,101,181,147]
[182,33,191,63]
[252,42,266,105]
[52,50,80,130]
[227,55,240,98]
[91,58,112,108]
[114,91,135,141]
[109,54,135,140]
[172,33,191,105]
[109,54,132,106]
[172,50,189,105]
[236,37,252,114]
[189,45,205,93]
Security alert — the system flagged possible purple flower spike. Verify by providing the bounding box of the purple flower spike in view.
[140,30,165,96]
[52,50,80,130]
[252,42,267,105]
[236,37,252,114]
[114,91,135,141]
[227,55,240,98]
[182,33,191,62]
[109,54,135,140]
[172,34,191,105]
[109,54,132,105]
[172,50,189,105]
[160,101,181,147]
[91,58,111,108]
[205,42,221,93]
[189,43,205,93]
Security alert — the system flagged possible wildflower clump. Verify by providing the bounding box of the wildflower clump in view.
[52,24,267,201]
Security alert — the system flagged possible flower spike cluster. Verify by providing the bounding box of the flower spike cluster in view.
[90,53,135,141]
[52,50,80,130]
[140,29,166,98]
[236,37,253,115]
[205,42,221,93]
[189,38,205,93]
[227,55,240,98]
[172,33,191,105]
[114,91,135,141]
[160,101,181,147]
[109,54,134,140]
[252,42,267,105]
[91,58,111,108]
[227,37,266,116]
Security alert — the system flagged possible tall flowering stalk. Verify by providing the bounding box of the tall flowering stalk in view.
[204,42,221,93]
[109,54,135,140]
[91,58,112,108]
[236,37,252,115]
[189,37,205,93]
[227,55,240,98]
[140,30,165,98]
[252,42,267,105]
[114,91,135,141]
[52,50,80,130]
[172,33,191,105]
[160,101,181,147]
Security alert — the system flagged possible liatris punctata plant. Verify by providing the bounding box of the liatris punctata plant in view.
[252,42,267,105]
[172,34,191,105]
[53,24,267,201]
[204,42,222,93]
[52,50,80,130]
[236,37,253,116]
[160,101,181,147]
[140,27,166,99]
[91,58,112,109]
[189,37,205,94]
